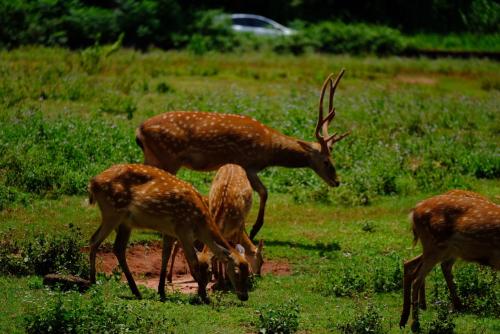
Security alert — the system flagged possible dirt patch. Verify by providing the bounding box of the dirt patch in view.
[95,242,290,293]
[396,75,437,85]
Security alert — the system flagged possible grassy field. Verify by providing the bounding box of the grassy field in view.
[0,48,499,333]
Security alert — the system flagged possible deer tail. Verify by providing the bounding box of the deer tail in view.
[135,126,145,151]
[88,178,99,205]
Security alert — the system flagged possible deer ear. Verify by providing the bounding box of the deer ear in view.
[235,244,245,255]
[257,240,264,253]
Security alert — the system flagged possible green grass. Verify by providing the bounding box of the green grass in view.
[1,191,499,333]
[0,48,499,333]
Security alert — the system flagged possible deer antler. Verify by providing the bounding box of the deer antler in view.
[315,70,350,152]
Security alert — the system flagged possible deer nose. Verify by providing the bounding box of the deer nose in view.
[237,292,249,301]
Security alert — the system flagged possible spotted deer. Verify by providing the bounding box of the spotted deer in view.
[88,164,250,302]
[400,191,500,330]
[209,164,264,276]
[167,164,264,283]
[135,71,350,240]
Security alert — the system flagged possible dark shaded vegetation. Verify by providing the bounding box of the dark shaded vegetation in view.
[24,287,177,333]
[1,1,498,53]
[430,264,500,318]
[0,224,89,277]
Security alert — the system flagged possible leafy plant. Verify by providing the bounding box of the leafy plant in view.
[427,301,456,334]
[337,303,384,334]
[79,33,123,74]
[0,224,89,277]
[319,265,367,297]
[258,299,300,334]
[24,288,177,333]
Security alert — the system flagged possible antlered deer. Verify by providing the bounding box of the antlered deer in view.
[400,191,500,330]
[135,71,350,240]
[167,164,264,283]
[88,164,250,302]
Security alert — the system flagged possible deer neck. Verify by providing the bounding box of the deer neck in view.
[269,133,310,168]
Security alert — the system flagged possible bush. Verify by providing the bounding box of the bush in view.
[24,288,177,333]
[319,265,368,297]
[337,303,384,334]
[175,10,239,55]
[0,224,89,277]
[306,22,406,55]
[426,301,455,334]
[372,255,403,293]
[258,299,300,334]
[454,265,500,317]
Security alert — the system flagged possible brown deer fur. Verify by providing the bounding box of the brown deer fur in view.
[400,191,500,330]
[88,164,250,302]
[135,71,349,240]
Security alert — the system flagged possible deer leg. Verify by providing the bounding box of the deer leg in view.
[419,280,427,310]
[178,236,210,303]
[89,218,122,284]
[400,255,423,328]
[113,224,141,299]
[159,235,176,301]
[212,257,219,281]
[410,256,440,333]
[441,259,463,311]
[167,241,180,283]
[247,172,268,240]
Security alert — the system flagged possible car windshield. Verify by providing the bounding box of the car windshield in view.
[232,17,273,29]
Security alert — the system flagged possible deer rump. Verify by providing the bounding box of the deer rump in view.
[410,195,500,268]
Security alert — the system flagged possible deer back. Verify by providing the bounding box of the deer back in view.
[136,112,277,171]
[412,193,500,267]
[89,164,210,234]
[209,164,253,243]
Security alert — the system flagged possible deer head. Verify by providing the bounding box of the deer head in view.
[216,243,250,301]
[301,70,350,187]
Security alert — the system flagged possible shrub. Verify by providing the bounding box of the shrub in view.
[319,265,367,297]
[372,255,403,293]
[0,224,89,277]
[24,288,177,333]
[337,303,384,334]
[426,301,455,334]
[258,299,300,334]
[176,10,239,55]
[307,22,406,55]
[454,265,500,317]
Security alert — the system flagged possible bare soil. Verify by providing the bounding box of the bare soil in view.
[395,74,437,85]
[96,243,291,293]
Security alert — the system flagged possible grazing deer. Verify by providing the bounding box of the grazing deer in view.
[135,70,350,240]
[210,164,264,276]
[88,164,250,302]
[400,191,500,331]
[167,164,264,284]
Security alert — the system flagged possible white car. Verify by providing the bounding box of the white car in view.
[230,14,295,36]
